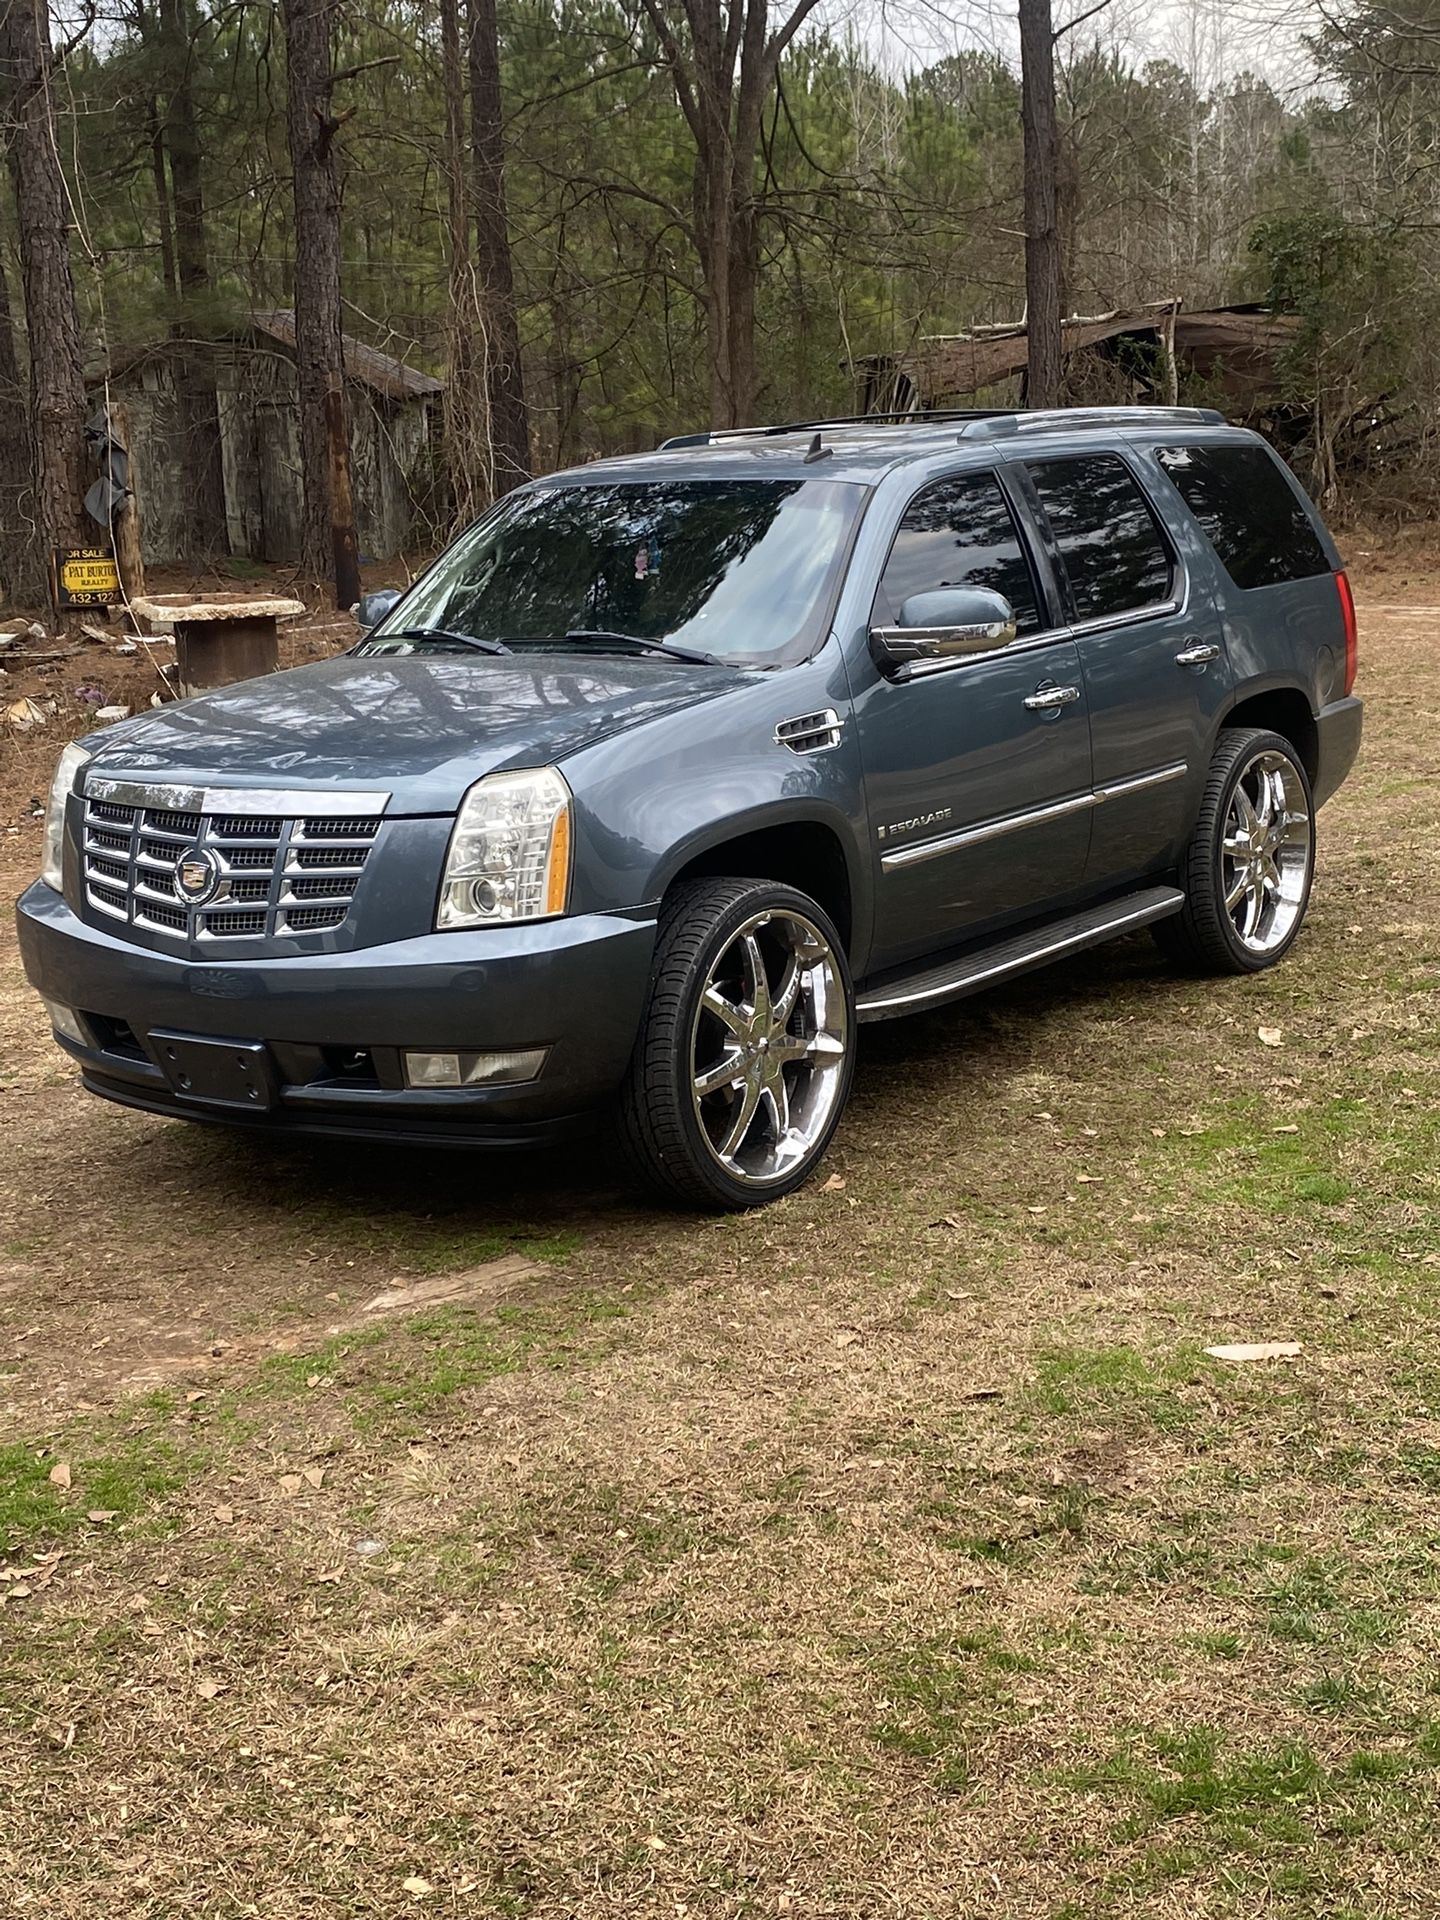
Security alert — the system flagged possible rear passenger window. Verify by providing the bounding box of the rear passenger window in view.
[878,471,1042,634]
[1027,455,1173,622]
[1155,443,1329,589]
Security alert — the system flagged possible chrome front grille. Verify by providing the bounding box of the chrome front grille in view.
[80,777,390,944]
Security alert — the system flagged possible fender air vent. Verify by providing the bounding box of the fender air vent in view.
[775,708,844,755]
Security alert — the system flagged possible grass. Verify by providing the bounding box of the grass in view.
[1,590,1440,1912]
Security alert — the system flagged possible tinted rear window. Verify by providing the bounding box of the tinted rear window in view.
[1155,443,1329,589]
[1026,454,1174,621]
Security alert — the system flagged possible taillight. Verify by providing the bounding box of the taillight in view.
[1335,570,1357,696]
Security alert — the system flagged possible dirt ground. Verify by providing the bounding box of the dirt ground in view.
[0,536,1437,1916]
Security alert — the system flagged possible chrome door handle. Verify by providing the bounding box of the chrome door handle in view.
[1175,642,1220,666]
[1023,684,1081,711]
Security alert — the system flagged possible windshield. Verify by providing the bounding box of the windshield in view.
[361,477,864,668]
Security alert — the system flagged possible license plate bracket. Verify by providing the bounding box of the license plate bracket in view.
[150,1031,277,1111]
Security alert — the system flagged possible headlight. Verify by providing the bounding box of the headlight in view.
[40,741,90,892]
[437,767,572,929]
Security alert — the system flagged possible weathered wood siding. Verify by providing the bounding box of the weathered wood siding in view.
[96,346,437,567]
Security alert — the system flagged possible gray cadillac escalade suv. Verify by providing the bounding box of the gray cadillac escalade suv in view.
[17,407,1362,1208]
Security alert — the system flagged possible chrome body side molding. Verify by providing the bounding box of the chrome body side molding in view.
[879,762,1187,871]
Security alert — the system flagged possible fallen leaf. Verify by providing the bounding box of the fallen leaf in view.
[962,1386,1003,1401]
[6,695,48,731]
[1273,1124,1300,1134]
[195,1678,227,1700]
[213,1505,235,1524]
[834,1329,861,1347]
[643,1836,667,1853]
[1076,1173,1102,1184]
[86,1509,118,1524]
[1204,1341,1302,1363]
[821,1174,846,1191]
[48,1463,72,1491]
[302,1467,325,1490]
[314,1567,345,1585]
[402,1876,434,1896]
[1258,1026,1284,1048]
[278,1474,304,1496]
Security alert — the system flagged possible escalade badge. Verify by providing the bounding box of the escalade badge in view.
[175,846,222,905]
[877,807,952,842]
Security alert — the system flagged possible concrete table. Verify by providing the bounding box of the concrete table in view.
[132,593,307,696]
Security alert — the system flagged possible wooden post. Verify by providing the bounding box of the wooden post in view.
[325,374,361,610]
[108,400,147,603]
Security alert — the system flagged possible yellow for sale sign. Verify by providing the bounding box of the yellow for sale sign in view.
[53,546,120,608]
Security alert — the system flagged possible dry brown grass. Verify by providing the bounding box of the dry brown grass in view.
[1,563,1438,1916]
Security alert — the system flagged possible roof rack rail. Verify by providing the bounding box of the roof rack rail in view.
[658,409,1009,450]
[958,404,1227,439]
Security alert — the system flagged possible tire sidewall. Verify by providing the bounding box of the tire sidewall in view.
[666,882,856,1208]
[1206,731,1315,973]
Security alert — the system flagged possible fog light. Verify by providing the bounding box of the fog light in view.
[41,998,87,1046]
[403,1048,547,1089]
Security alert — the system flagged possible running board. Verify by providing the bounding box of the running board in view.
[856,886,1184,1022]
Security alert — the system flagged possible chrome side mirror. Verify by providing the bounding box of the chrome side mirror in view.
[355,587,402,632]
[870,586,1017,669]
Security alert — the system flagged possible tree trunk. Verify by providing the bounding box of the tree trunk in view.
[441,0,487,522]
[324,375,359,608]
[157,0,228,556]
[280,0,358,597]
[146,96,179,300]
[108,399,146,602]
[468,0,529,491]
[0,0,90,606]
[642,0,819,432]
[1018,0,1063,409]
[0,237,31,601]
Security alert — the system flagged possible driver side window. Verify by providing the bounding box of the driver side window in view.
[876,471,1043,634]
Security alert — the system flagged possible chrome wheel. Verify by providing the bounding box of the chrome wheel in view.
[1220,748,1311,956]
[689,908,850,1188]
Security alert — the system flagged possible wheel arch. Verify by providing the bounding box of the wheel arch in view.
[655,809,861,958]
[1217,681,1318,786]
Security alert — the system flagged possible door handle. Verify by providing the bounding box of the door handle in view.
[1175,642,1220,666]
[1023,684,1081,711]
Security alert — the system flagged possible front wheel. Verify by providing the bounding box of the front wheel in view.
[1156,726,1315,974]
[619,878,856,1209]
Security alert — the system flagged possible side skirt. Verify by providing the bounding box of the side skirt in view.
[855,885,1184,1023]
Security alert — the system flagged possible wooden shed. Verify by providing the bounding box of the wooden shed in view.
[85,312,443,566]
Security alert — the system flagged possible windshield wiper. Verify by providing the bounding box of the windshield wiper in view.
[561,629,726,667]
[377,626,512,655]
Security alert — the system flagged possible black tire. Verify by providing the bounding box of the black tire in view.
[618,877,856,1210]
[1155,726,1316,975]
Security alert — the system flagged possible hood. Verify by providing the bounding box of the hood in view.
[84,653,743,813]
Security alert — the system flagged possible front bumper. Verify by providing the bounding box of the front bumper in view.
[1313,695,1363,808]
[16,882,657,1146]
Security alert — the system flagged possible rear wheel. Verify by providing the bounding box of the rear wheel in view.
[619,878,855,1209]
[1156,726,1315,974]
